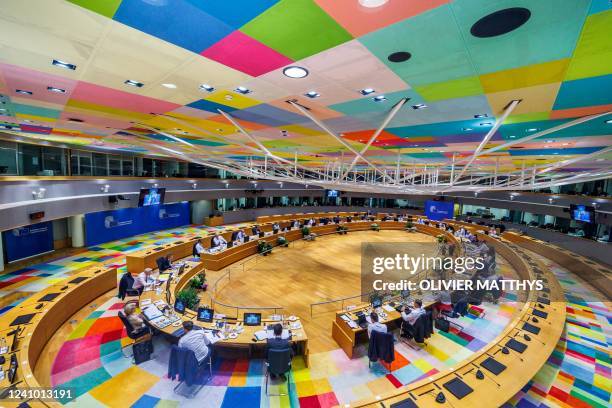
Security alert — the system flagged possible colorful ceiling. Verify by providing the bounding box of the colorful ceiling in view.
[0,0,610,187]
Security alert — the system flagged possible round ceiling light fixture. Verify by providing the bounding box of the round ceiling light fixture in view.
[388,51,411,63]
[359,0,389,8]
[471,7,531,38]
[283,66,309,79]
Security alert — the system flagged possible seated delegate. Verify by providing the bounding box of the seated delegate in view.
[157,254,173,272]
[211,234,227,250]
[231,229,247,243]
[367,312,387,338]
[401,299,426,330]
[178,321,211,363]
[266,323,293,379]
[252,225,261,236]
[272,222,280,233]
[194,239,206,256]
[132,268,155,294]
[123,302,147,333]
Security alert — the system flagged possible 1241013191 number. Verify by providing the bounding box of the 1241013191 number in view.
[4,387,74,401]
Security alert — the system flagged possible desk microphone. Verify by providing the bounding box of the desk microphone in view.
[471,364,501,387]
[521,331,545,345]
[495,344,523,362]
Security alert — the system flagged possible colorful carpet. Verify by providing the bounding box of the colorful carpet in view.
[508,255,611,408]
[49,293,518,407]
[0,223,250,316]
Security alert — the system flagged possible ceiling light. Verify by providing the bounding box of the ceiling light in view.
[360,88,375,95]
[234,86,251,94]
[526,128,538,132]
[553,152,559,155]
[305,91,320,98]
[562,142,569,146]
[47,86,66,93]
[224,94,233,100]
[372,95,387,102]
[388,51,411,63]
[605,119,612,124]
[162,83,177,89]
[283,66,309,79]
[546,139,553,143]
[479,122,492,126]
[509,135,516,138]
[16,89,32,95]
[199,84,215,92]
[412,103,428,109]
[471,8,531,38]
[124,79,144,88]
[359,0,389,7]
[596,158,605,162]
[0,124,15,129]
[52,59,77,70]
[474,114,488,118]
[462,128,473,131]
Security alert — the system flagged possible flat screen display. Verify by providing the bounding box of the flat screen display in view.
[197,307,214,323]
[327,190,339,198]
[570,204,594,223]
[174,299,186,314]
[244,312,261,326]
[138,188,166,207]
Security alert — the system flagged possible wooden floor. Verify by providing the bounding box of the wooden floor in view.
[211,230,437,353]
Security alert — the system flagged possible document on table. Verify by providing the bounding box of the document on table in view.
[383,304,395,312]
[254,330,267,341]
[204,332,221,344]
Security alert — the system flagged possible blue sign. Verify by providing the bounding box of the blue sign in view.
[425,200,454,221]
[3,221,54,262]
[85,202,190,246]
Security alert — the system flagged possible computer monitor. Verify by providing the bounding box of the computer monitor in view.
[174,299,186,314]
[371,297,383,308]
[400,290,410,300]
[8,353,17,383]
[244,312,262,326]
[197,307,214,323]
[259,231,265,238]
[177,264,186,276]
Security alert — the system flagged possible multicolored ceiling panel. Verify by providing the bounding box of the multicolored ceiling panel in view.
[0,0,609,191]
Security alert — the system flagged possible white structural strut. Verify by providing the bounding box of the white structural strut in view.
[452,99,520,183]
[339,98,408,180]
[287,100,395,183]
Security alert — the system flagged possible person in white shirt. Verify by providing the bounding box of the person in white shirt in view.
[178,321,211,363]
[367,312,387,338]
[234,229,246,243]
[133,268,154,292]
[194,239,205,255]
[211,234,227,250]
[272,223,280,233]
[401,299,426,326]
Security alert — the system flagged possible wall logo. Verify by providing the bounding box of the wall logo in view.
[12,226,48,237]
[429,205,449,215]
[159,209,179,219]
[104,216,133,229]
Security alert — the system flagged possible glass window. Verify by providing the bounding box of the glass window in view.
[41,146,65,175]
[79,152,92,175]
[0,141,18,175]
[122,157,133,176]
[18,144,42,175]
[108,155,121,176]
[92,153,107,176]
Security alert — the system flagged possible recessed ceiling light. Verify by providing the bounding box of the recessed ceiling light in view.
[509,135,516,138]
[471,7,531,38]
[224,94,233,100]
[0,124,16,129]
[52,59,76,70]
[546,139,553,143]
[305,91,320,98]
[562,142,569,145]
[124,79,144,88]
[0,108,6,112]
[16,89,32,95]
[526,128,538,132]
[283,66,309,79]
[479,122,492,126]
[360,88,375,95]
[161,83,177,89]
[553,152,559,155]
[605,119,612,124]
[388,51,411,63]
[199,84,215,92]
[596,158,605,162]
[474,114,488,118]
[234,86,251,94]
[544,145,550,148]
[412,103,428,109]
[359,0,389,7]
[372,95,387,102]
[68,118,84,122]
[462,127,473,131]
[47,86,66,93]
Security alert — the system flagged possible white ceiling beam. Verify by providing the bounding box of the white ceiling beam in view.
[339,98,408,180]
[452,99,521,183]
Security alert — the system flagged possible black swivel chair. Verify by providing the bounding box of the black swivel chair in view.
[117,309,152,360]
[265,348,292,396]
[118,272,139,300]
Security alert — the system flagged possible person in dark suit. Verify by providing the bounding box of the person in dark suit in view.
[252,225,261,236]
[157,254,173,272]
[272,223,280,233]
[266,323,292,379]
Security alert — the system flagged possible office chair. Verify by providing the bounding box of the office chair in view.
[117,309,152,360]
[265,348,292,396]
[118,272,140,300]
[169,346,213,398]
